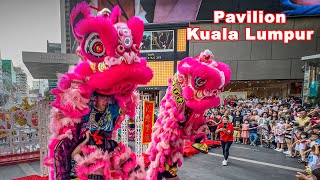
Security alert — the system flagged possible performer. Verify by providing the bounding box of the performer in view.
[216,116,234,166]
[70,91,122,180]
[84,91,121,152]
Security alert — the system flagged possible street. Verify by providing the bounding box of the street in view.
[179,144,304,180]
[0,143,304,180]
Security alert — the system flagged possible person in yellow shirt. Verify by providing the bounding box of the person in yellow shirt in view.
[298,110,311,127]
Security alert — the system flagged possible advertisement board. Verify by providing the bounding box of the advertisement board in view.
[66,0,320,54]
[141,30,174,53]
[95,0,320,24]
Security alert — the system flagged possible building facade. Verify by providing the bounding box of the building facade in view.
[32,79,48,97]
[60,0,94,53]
[1,60,17,107]
[0,52,3,94]
[51,0,320,102]
[2,60,16,93]
[47,40,62,53]
[14,67,28,103]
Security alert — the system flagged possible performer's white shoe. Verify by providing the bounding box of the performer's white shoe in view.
[222,160,228,166]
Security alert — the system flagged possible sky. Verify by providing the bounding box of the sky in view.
[0,0,61,87]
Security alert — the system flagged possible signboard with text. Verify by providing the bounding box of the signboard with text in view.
[142,101,155,144]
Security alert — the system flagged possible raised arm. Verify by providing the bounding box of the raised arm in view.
[71,130,90,158]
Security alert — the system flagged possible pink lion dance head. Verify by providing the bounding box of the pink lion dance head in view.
[178,49,231,111]
[70,2,153,104]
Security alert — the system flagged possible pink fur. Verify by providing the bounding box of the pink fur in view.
[86,62,153,93]
[57,74,71,90]
[109,6,121,24]
[216,61,231,85]
[51,87,90,118]
[75,145,110,179]
[74,62,93,77]
[127,17,144,51]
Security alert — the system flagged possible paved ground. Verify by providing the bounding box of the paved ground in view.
[179,144,304,180]
[0,144,304,180]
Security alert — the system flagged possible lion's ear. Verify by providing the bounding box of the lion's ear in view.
[70,2,92,41]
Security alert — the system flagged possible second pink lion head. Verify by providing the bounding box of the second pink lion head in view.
[178,50,231,111]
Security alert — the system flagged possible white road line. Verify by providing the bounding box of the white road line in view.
[18,163,38,176]
[208,152,304,172]
[232,146,260,151]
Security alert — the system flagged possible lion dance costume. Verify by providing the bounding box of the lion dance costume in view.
[45,2,231,180]
[145,50,231,180]
[45,2,153,180]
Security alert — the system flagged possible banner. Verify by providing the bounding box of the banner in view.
[142,101,155,144]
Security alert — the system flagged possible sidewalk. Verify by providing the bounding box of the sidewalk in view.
[0,161,40,180]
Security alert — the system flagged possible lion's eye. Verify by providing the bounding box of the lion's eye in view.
[194,76,207,88]
[85,33,106,58]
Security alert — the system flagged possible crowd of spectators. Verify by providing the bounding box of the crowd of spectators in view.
[205,97,320,179]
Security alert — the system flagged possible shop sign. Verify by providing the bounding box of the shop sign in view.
[142,101,155,144]
[303,68,310,97]
[147,53,162,60]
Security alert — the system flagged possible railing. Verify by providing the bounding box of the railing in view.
[0,99,143,177]
[37,101,51,177]
[0,108,40,166]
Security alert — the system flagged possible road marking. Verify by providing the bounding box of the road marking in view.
[208,152,304,172]
[18,163,38,175]
[232,146,260,151]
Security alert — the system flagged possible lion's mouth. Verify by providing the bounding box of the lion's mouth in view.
[96,83,136,96]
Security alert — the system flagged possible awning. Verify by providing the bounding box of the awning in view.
[301,54,320,64]
[22,51,79,79]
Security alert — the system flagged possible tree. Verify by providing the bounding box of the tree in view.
[44,88,54,101]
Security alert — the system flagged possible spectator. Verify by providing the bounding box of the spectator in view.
[241,120,250,145]
[275,117,286,152]
[258,112,270,147]
[224,110,233,123]
[284,121,293,156]
[298,132,308,163]
[292,127,304,158]
[296,168,320,180]
[246,110,252,120]
[207,111,222,140]
[252,110,260,121]
[308,144,320,171]
[249,119,258,146]
[268,109,273,117]
[233,120,241,144]
[298,109,311,127]
[272,103,279,111]
[271,111,279,123]
[312,125,320,136]
[233,110,243,124]
[255,103,265,116]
